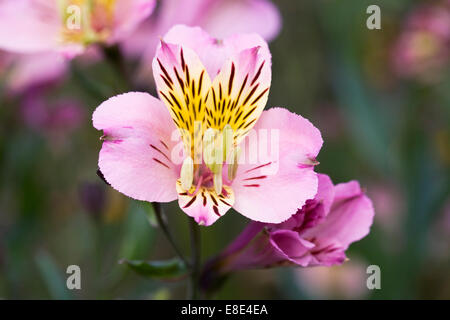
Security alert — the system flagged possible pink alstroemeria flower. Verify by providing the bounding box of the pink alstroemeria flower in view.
[93,25,322,226]
[122,0,281,81]
[392,2,450,81]
[200,174,374,289]
[0,0,156,57]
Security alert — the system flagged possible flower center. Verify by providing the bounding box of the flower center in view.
[59,0,116,46]
[410,31,441,61]
[180,124,241,195]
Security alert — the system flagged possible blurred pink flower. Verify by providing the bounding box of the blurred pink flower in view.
[21,91,84,135]
[392,2,450,82]
[200,174,374,290]
[1,51,68,94]
[122,0,281,81]
[428,200,450,259]
[93,25,321,226]
[294,258,369,299]
[0,0,156,58]
[366,182,404,235]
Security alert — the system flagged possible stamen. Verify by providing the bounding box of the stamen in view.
[187,175,203,197]
[227,146,241,181]
[203,128,217,167]
[180,156,194,190]
[214,172,223,195]
[222,124,233,162]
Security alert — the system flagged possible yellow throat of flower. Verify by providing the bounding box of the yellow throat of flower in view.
[180,124,242,195]
[58,0,117,46]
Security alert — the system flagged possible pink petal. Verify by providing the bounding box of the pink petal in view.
[303,181,375,249]
[269,230,316,266]
[274,174,335,231]
[333,180,363,202]
[92,92,179,202]
[315,174,335,218]
[306,240,347,266]
[126,0,280,59]
[176,182,235,226]
[206,45,271,143]
[0,0,61,53]
[152,39,212,150]
[121,0,209,60]
[121,19,158,59]
[111,0,156,43]
[7,52,68,93]
[160,25,270,80]
[201,0,282,42]
[232,107,323,224]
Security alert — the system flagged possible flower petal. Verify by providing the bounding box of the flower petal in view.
[232,107,323,223]
[7,52,68,93]
[93,92,179,202]
[201,0,282,42]
[315,174,335,218]
[269,230,316,266]
[303,181,375,249]
[152,39,212,155]
[111,0,156,43]
[274,174,335,232]
[0,0,61,53]
[161,25,270,81]
[206,45,271,144]
[176,180,235,226]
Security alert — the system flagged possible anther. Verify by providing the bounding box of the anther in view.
[227,146,241,181]
[180,156,194,190]
[214,171,223,195]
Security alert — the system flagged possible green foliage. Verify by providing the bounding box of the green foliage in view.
[120,258,188,280]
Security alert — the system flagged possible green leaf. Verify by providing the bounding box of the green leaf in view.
[140,201,158,228]
[35,251,72,300]
[118,200,155,260]
[120,258,188,280]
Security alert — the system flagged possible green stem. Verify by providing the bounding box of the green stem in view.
[102,44,131,91]
[188,218,201,300]
[70,62,112,101]
[153,203,190,268]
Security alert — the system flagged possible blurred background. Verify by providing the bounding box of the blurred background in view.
[0,0,449,299]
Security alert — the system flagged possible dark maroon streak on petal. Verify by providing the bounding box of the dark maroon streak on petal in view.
[251,61,265,86]
[202,192,207,206]
[243,175,267,181]
[152,158,170,169]
[219,198,232,206]
[244,162,272,174]
[150,144,171,162]
[159,140,169,150]
[183,195,197,208]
